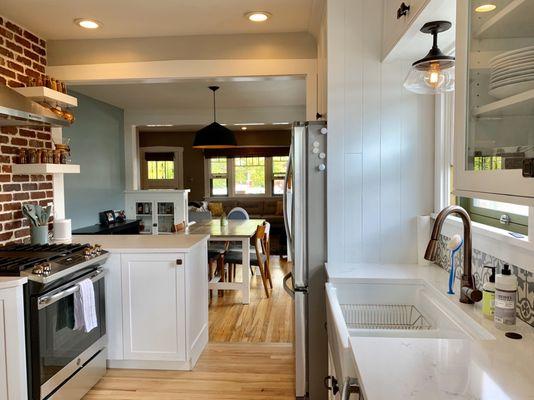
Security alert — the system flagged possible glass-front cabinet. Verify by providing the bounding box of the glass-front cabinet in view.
[455,0,534,202]
[126,190,189,235]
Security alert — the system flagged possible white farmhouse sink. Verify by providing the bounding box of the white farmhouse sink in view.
[325,280,494,384]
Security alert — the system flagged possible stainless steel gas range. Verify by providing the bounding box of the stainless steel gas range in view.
[0,243,109,400]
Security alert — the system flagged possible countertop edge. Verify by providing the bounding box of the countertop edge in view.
[0,276,27,289]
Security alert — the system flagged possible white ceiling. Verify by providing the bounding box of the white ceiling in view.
[71,78,306,111]
[0,0,323,40]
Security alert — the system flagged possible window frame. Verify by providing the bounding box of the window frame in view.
[207,157,230,197]
[204,155,288,198]
[140,146,184,190]
[271,155,289,196]
[436,91,534,239]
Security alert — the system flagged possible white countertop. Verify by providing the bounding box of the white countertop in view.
[73,234,209,252]
[327,263,534,400]
[0,276,27,289]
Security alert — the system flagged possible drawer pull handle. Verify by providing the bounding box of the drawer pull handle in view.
[176,259,183,265]
[397,2,410,19]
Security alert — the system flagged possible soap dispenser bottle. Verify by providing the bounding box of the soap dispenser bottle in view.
[494,264,518,328]
[482,266,496,319]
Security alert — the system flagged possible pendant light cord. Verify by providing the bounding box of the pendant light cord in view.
[209,85,220,122]
[213,89,216,122]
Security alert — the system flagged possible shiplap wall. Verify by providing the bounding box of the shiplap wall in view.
[327,0,435,264]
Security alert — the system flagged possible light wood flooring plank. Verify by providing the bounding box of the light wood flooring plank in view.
[83,257,295,399]
[83,343,295,400]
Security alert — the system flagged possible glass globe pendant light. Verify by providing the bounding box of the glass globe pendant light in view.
[404,21,455,94]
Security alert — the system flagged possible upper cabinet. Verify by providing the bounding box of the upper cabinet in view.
[382,0,455,62]
[454,0,534,203]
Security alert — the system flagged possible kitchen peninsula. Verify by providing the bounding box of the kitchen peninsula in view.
[74,234,210,370]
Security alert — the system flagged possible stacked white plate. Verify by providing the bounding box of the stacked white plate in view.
[489,46,534,99]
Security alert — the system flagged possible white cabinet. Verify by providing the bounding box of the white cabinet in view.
[121,253,186,361]
[125,190,189,235]
[101,238,209,371]
[454,0,534,203]
[382,0,428,60]
[0,281,28,400]
[103,253,123,361]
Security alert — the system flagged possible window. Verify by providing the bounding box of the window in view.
[147,161,174,180]
[459,197,528,235]
[272,156,289,195]
[140,147,183,190]
[234,157,266,195]
[209,158,228,196]
[205,155,289,197]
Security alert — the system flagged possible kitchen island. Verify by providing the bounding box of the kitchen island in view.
[75,234,210,371]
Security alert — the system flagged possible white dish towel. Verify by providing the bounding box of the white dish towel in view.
[73,278,98,333]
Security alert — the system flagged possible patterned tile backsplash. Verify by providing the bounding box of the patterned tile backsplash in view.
[436,235,534,327]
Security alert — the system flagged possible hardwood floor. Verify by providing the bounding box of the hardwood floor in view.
[83,256,296,399]
[209,256,294,343]
[83,343,295,400]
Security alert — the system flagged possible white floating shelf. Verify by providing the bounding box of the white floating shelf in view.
[12,164,80,175]
[473,88,534,117]
[13,87,78,108]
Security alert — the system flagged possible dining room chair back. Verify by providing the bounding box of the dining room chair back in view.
[261,221,272,289]
[227,207,249,220]
[253,224,271,297]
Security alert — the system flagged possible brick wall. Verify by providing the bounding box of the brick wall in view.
[0,16,53,245]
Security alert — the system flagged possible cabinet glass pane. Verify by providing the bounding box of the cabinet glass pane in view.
[135,202,153,234]
[466,1,534,172]
[157,202,175,234]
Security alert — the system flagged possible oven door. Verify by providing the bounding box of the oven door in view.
[34,268,106,400]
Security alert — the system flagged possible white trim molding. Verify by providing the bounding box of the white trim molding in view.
[433,214,534,274]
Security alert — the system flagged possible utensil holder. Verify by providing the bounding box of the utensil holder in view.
[31,225,49,245]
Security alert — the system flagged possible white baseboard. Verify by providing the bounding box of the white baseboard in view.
[107,359,192,371]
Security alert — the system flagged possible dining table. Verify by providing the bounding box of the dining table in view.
[184,218,265,304]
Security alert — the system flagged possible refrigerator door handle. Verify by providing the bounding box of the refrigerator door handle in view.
[282,271,295,298]
[283,145,294,254]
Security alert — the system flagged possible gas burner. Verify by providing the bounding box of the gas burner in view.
[0,243,108,283]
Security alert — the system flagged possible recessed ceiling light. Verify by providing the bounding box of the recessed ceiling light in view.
[475,4,497,12]
[74,18,102,29]
[241,126,248,131]
[245,11,272,22]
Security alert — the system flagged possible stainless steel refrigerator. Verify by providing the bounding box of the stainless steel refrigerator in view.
[283,121,328,400]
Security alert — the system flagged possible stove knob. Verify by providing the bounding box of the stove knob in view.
[32,264,44,275]
[42,262,52,273]
[84,248,93,259]
[94,244,102,255]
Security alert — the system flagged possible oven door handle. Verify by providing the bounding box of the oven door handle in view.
[37,268,105,310]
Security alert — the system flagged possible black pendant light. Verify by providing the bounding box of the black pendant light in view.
[404,21,455,94]
[193,86,237,149]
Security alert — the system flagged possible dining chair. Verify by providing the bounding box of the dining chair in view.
[224,223,272,298]
[227,207,250,220]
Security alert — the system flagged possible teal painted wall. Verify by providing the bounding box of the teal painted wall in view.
[64,91,125,229]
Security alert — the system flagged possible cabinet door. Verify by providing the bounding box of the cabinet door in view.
[454,0,534,201]
[132,200,155,234]
[121,253,186,361]
[383,0,427,59]
[0,303,7,399]
[156,201,175,234]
